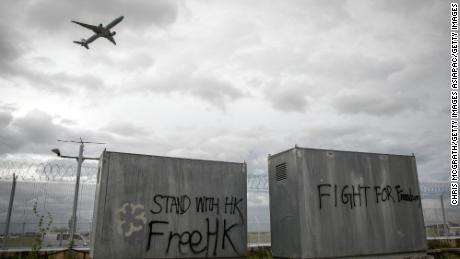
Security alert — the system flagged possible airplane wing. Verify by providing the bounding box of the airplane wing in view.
[72,20,98,31]
[106,35,116,45]
[105,16,124,30]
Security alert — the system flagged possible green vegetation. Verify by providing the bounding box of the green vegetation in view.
[1,250,89,259]
[28,201,53,259]
[428,239,460,250]
[247,247,272,259]
[429,252,460,259]
[63,248,78,259]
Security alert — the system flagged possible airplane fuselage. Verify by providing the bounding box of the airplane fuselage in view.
[92,26,111,38]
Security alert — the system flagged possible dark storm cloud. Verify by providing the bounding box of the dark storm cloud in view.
[0,110,106,155]
[244,0,445,115]
[334,91,422,116]
[265,87,309,113]
[254,52,408,113]
[163,126,285,176]
[140,72,245,110]
[27,0,179,30]
[187,77,244,108]
[288,119,448,181]
[0,110,163,157]
[0,112,13,130]
[5,69,106,94]
[331,49,448,116]
[0,16,53,90]
[313,53,405,83]
[0,25,28,76]
[0,23,105,94]
[0,27,22,61]
[0,111,30,154]
[0,110,71,155]
[14,111,61,144]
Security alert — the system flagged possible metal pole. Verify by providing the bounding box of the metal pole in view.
[440,193,448,236]
[254,217,260,245]
[3,173,18,248]
[70,143,84,245]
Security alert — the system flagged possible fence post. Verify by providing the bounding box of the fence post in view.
[2,173,18,248]
[440,193,448,236]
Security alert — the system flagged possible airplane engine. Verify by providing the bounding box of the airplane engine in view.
[111,31,116,36]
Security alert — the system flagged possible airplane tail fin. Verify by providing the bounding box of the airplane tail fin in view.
[73,40,89,49]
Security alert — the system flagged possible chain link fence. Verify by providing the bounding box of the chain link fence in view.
[0,160,458,249]
[0,160,97,248]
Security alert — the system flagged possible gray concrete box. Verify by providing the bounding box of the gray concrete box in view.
[91,151,247,259]
[268,147,427,259]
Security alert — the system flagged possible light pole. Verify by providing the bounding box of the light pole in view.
[51,138,103,245]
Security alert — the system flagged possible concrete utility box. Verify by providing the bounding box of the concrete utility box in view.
[268,147,427,259]
[91,151,247,259]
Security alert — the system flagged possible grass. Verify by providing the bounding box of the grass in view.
[248,247,273,259]
[428,239,460,249]
[429,252,460,259]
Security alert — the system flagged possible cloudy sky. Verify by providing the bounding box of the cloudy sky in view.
[0,0,450,182]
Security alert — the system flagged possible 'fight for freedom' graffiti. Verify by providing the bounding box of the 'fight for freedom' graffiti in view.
[317,183,421,209]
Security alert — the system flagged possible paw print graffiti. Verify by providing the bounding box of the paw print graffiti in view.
[114,203,147,237]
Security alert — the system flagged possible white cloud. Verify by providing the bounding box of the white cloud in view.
[0,0,451,184]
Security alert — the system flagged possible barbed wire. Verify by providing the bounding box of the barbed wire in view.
[419,182,450,196]
[247,174,269,192]
[0,160,98,183]
[0,160,452,194]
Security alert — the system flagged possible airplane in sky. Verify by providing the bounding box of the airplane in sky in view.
[72,16,124,49]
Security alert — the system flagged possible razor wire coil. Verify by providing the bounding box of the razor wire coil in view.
[0,160,452,193]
